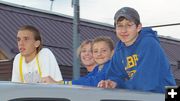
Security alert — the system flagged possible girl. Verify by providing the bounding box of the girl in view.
[77,40,96,72]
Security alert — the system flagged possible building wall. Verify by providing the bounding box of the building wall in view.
[0,60,12,81]
[0,50,8,60]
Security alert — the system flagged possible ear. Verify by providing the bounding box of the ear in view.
[110,50,114,58]
[34,40,40,48]
[114,29,117,34]
[137,23,142,32]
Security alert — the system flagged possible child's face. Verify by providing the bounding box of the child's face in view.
[115,19,141,46]
[17,30,39,57]
[92,41,113,65]
[80,43,96,67]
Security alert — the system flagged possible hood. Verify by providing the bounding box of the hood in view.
[137,27,159,43]
[131,27,160,48]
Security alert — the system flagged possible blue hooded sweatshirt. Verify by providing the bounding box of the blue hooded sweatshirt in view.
[106,27,176,93]
[72,60,111,87]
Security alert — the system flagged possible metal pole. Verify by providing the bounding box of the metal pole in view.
[72,0,80,80]
[50,0,54,11]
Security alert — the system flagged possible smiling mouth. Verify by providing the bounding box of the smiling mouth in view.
[121,35,129,38]
[83,57,93,60]
[96,58,104,60]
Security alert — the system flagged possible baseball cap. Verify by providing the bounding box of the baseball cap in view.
[114,7,140,25]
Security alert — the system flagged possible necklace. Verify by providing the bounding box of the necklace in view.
[19,55,42,83]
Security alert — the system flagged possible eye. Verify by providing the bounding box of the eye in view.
[117,24,123,28]
[24,37,29,41]
[127,24,134,28]
[81,50,86,53]
[93,50,98,53]
[127,24,132,27]
[17,37,20,42]
[102,49,107,53]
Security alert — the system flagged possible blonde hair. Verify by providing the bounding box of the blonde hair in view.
[92,36,114,51]
[77,39,93,58]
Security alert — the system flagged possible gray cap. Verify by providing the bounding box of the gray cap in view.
[114,7,140,24]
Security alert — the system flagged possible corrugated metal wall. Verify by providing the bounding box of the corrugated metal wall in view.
[0,60,12,81]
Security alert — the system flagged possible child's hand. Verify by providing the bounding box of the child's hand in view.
[97,80,117,88]
[41,76,58,84]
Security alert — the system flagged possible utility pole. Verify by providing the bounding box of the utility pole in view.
[72,0,80,80]
[50,0,54,11]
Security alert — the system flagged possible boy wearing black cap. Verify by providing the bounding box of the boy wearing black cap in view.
[98,7,176,93]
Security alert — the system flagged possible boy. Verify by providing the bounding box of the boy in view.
[12,25,63,83]
[98,7,176,93]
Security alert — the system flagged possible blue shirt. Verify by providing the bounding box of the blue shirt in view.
[72,60,111,87]
[106,27,176,93]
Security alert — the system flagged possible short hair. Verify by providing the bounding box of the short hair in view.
[18,25,42,52]
[92,36,114,51]
[116,16,140,26]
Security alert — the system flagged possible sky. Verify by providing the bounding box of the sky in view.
[1,0,180,39]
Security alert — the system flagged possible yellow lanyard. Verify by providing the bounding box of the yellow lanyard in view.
[19,55,42,83]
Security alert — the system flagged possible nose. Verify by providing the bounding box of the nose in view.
[18,39,24,46]
[96,51,102,56]
[85,50,92,56]
[120,26,127,33]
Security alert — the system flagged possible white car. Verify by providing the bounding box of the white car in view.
[0,81,164,101]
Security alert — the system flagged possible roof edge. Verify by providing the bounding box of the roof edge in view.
[1,1,180,41]
[0,1,114,28]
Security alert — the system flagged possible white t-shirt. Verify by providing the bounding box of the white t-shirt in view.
[11,48,63,83]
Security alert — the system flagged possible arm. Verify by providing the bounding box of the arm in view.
[39,48,63,81]
[11,54,21,82]
[72,66,104,86]
[98,42,128,88]
[73,61,112,87]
